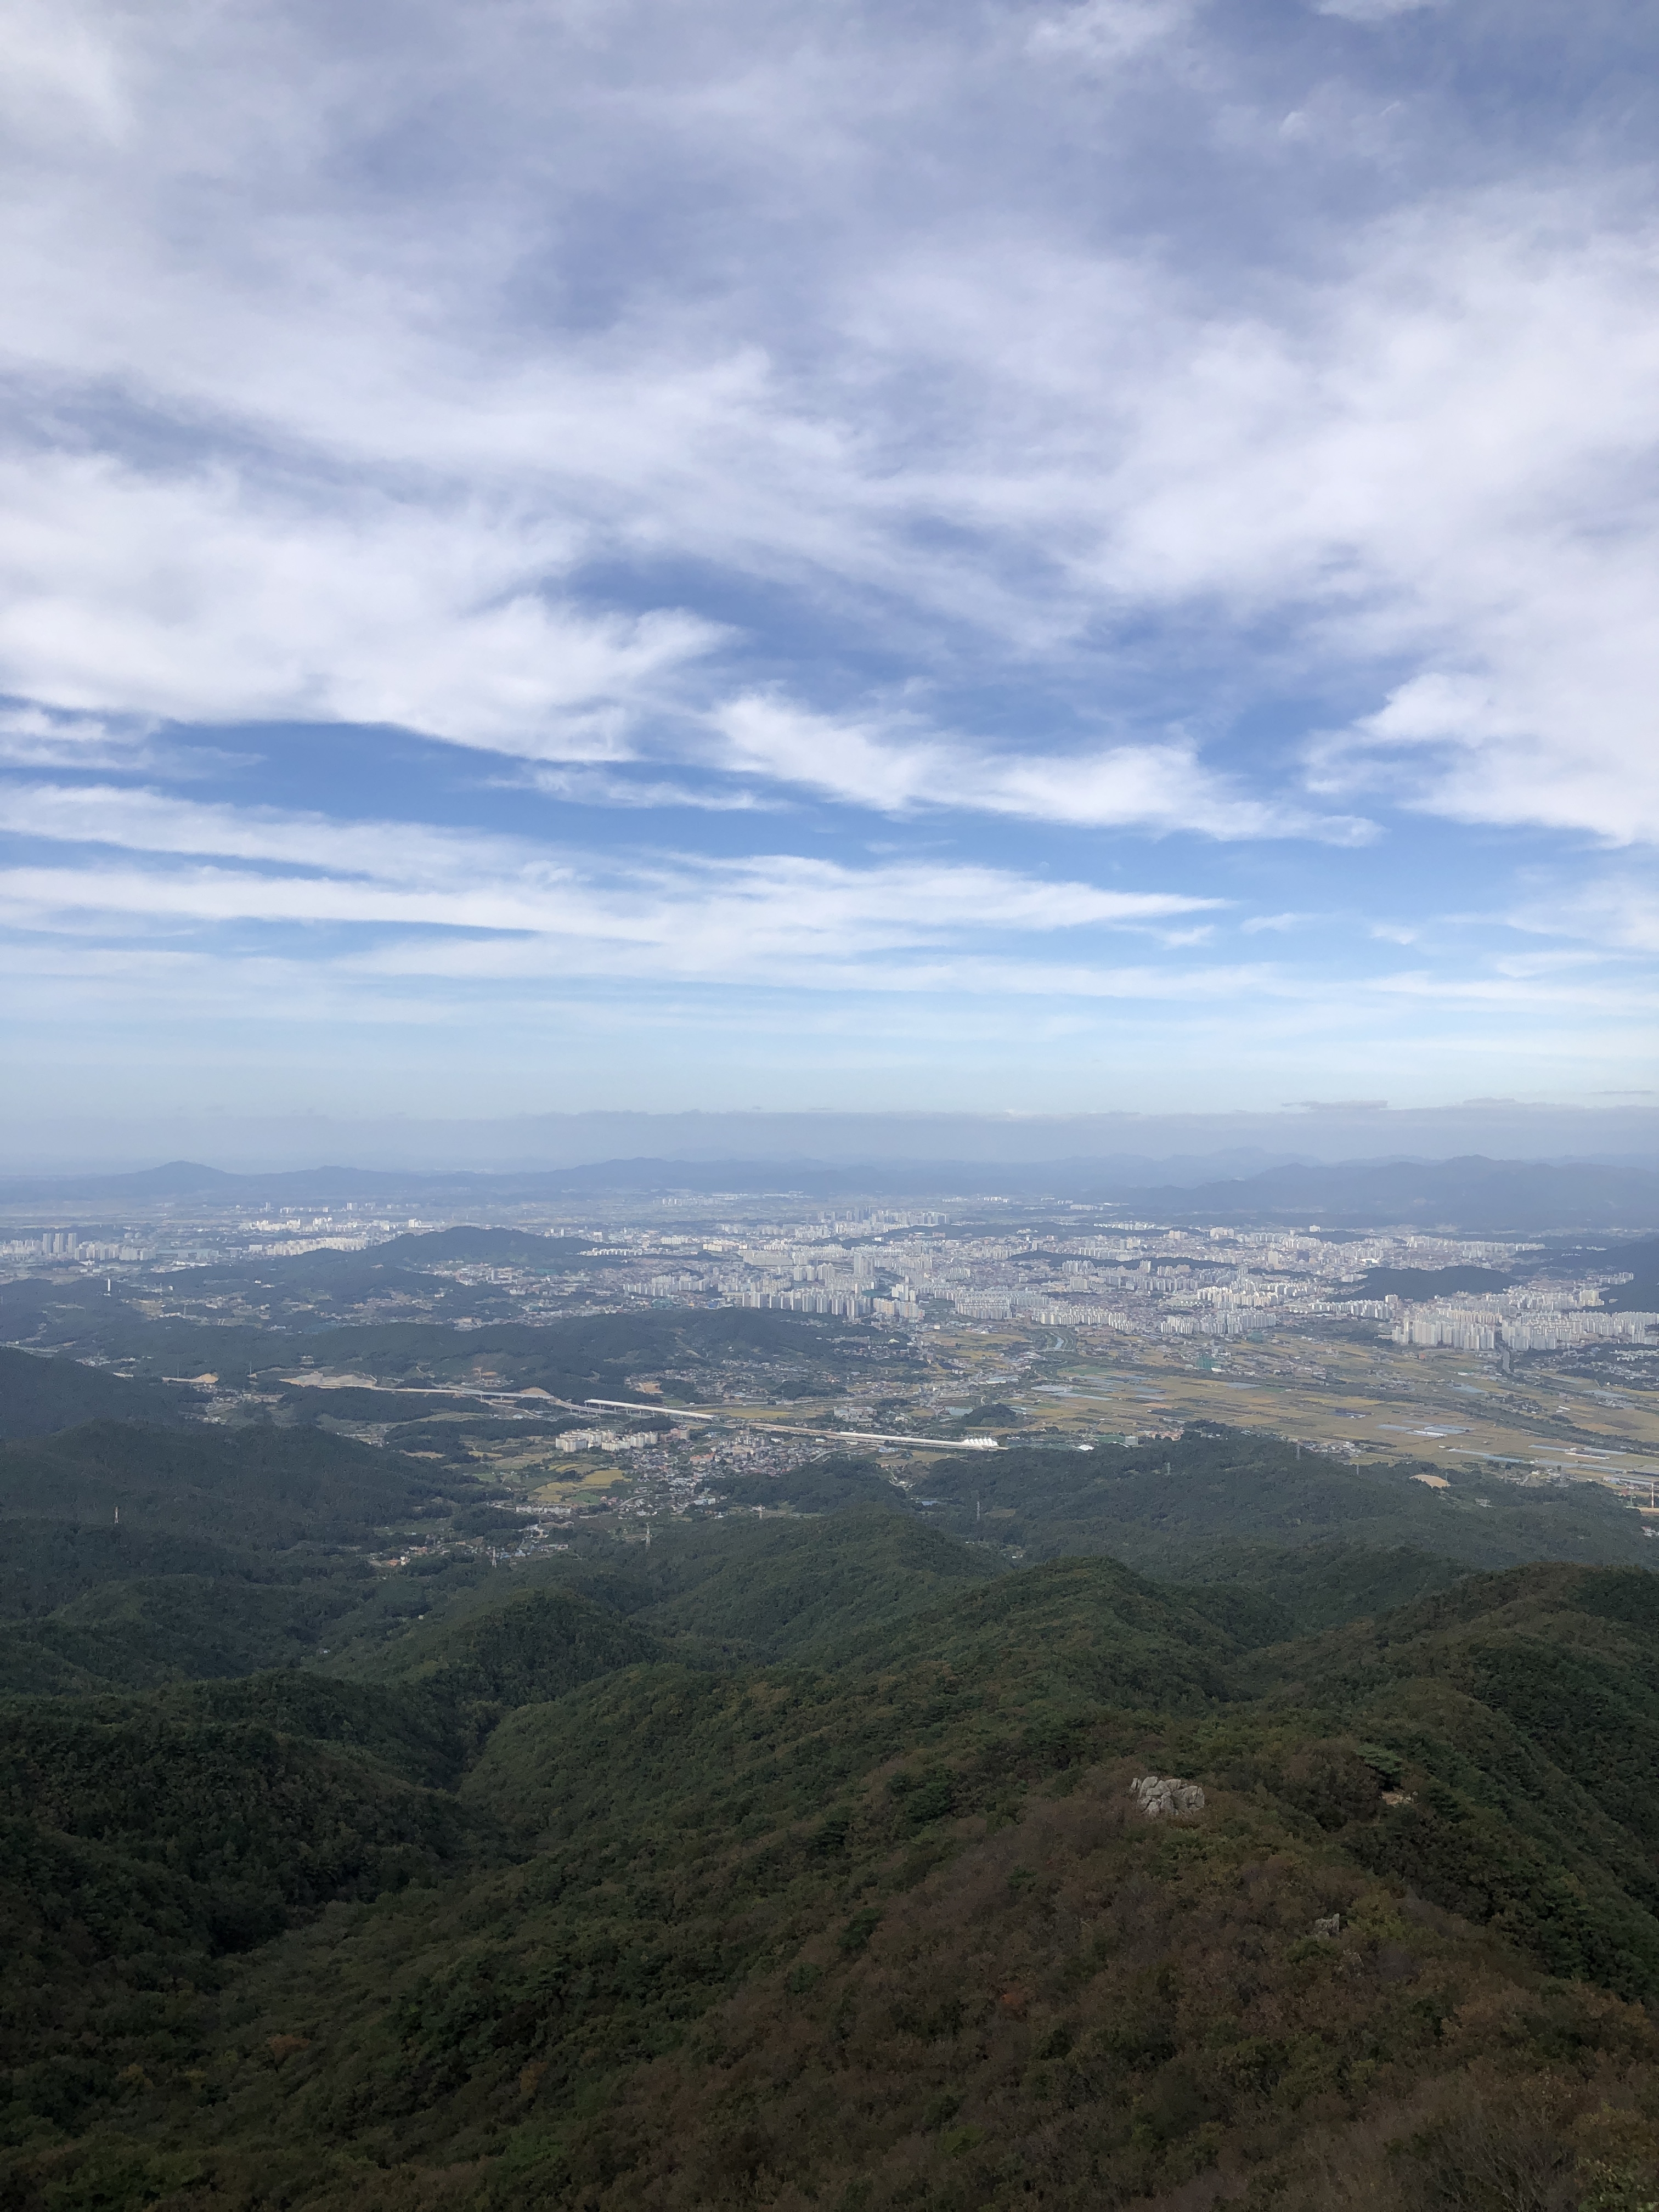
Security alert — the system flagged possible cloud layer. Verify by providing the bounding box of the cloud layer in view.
[0,0,1655,1118]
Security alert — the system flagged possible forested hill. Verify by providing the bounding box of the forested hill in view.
[0,1346,189,1439]
[2,1414,1650,1700]
[0,1419,489,1692]
[902,1421,1657,1579]
[8,1428,1659,2208]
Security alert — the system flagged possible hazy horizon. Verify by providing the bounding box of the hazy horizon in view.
[3,1101,1656,1180]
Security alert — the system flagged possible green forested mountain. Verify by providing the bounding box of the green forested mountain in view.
[0,1420,481,1547]
[7,1419,1659,2209]
[1174,1538,1470,1635]
[0,1421,492,1696]
[1,1293,833,1392]
[0,1347,189,1439]
[584,1508,1002,1660]
[345,1582,665,1707]
[915,1423,1656,1576]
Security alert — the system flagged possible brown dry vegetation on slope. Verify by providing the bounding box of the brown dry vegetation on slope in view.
[63,1774,1659,2212]
[10,1499,1659,2210]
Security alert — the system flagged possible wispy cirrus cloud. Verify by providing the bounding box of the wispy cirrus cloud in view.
[0,0,1655,1118]
[0,781,1226,979]
[518,766,785,812]
[0,450,723,755]
[1505,877,1659,956]
[713,695,1370,839]
[1024,0,1199,65]
[1312,0,1442,21]
[1308,659,1659,848]
[1,1,1654,858]
[0,703,151,768]
[0,858,1222,980]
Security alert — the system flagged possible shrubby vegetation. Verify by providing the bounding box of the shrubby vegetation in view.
[5,1409,1659,2207]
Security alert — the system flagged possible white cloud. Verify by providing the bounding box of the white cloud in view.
[1314,0,1442,20]
[0,850,1217,952]
[0,780,557,884]
[1507,878,1659,955]
[0,0,1654,864]
[1367,968,1659,1014]
[520,767,784,810]
[0,703,147,767]
[714,695,1367,839]
[0,780,1226,981]
[1025,0,1197,65]
[1312,650,1659,847]
[0,0,129,143]
[0,452,723,753]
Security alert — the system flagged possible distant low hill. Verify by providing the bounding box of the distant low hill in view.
[910,1424,1657,1578]
[1589,1232,1659,1309]
[0,1159,461,1202]
[371,1225,608,1265]
[1143,1153,1659,1232]
[1353,1262,1517,1298]
[0,1418,480,1548]
[0,1347,190,1440]
[2,1149,1653,1227]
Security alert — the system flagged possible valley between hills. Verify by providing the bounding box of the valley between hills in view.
[5,1280,1659,2209]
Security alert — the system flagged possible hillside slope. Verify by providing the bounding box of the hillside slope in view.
[0,1348,188,1440]
[8,1530,1659,2210]
[916,1425,1656,1575]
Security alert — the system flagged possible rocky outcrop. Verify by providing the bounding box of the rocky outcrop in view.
[1130,1774,1205,1818]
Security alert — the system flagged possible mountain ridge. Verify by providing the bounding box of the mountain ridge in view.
[4,1150,1656,1228]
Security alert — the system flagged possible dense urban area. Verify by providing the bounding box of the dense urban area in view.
[4,1183,1656,1559]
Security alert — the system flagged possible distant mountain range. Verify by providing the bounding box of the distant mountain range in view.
[1136,1153,1659,1233]
[1,1151,1656,1232]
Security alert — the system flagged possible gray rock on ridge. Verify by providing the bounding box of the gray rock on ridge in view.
[1130,1774,1206,1818]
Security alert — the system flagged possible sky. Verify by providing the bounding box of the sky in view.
[2,0,1657,1151]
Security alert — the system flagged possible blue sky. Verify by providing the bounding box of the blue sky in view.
[1,0,1656,1140]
